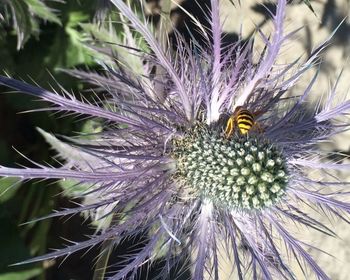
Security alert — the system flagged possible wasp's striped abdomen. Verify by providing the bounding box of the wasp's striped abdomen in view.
[224,106,255,137]
[236,108,254,135]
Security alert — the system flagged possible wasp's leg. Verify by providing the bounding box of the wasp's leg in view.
[225,116,235,138]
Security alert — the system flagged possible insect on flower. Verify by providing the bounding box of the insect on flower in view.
[224,106,263,137]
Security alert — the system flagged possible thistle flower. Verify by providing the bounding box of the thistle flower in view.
[1,0,350,279]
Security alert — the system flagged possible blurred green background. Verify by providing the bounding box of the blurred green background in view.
[0,1,105,279]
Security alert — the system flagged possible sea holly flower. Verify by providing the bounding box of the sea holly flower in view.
[0,0,350,279]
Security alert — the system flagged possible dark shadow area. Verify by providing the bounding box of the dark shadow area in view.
[319,0,350,54]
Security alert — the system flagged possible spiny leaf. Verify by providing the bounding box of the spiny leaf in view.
[24,0,61,25]
[6,0,32,49]
[79,22,145,73]
[2,0,62,49]
[92,239,114,280]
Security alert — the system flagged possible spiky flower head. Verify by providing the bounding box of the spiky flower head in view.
[173,126,288,210]
[1,0,350,279]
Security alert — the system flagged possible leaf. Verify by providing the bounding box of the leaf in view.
[92,239,114,280]
[79,22,145,73]
[0,268,42,280]
[58,178,92,196]
[80,119,103,136]
[45,11,96,69]
[6,0,32,49]
[0,177,22,203]
[64,12,95,67]
[78,23,119,64]
[156,0,172,51]
[37,127,101,166]
[24,0,61,25]
[1,0,61,49]
[37,127,101,196]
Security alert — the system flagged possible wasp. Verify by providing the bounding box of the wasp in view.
[224,106,262,137]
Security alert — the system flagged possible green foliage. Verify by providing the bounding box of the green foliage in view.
[24,0,61,25]
[46,10,95,69]
[0,268,42,280]
[0,1,101,278]
[0,0,61,49]
[0,178,22,203]
[2,0,33,49]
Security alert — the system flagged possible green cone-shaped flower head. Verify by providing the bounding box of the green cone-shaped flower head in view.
[173,126,288,209]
